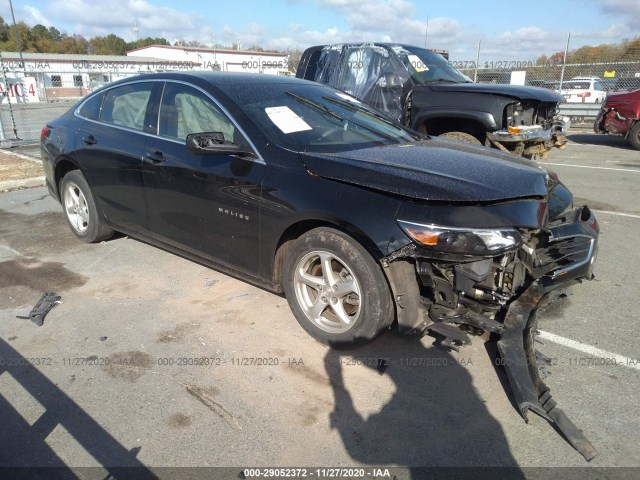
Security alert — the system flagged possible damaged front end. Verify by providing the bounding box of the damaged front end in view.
[382,198,599,461]
[486,101,569,160]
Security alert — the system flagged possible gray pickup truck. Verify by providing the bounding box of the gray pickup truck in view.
[296,43,568,159]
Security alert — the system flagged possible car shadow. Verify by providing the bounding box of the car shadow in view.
[0,338,157,479]
[323,332,526,479]
[567,133,634,150]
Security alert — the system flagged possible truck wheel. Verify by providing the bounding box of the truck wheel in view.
[628,122,640,151]
[283,227,393,347]
[439,131,482,145]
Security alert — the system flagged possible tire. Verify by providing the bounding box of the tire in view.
[628,121,640,151]
[60,170,114,243]
[439,131,482,145]
[283,227,393,347]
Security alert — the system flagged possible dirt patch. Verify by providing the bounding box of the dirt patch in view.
[0,208,81,257]
[284,363,328,387]
[167,413,193,429]
[157,322,202,343]
[0,258,87,308]
[0,153,44,181]
[103,350,155,382]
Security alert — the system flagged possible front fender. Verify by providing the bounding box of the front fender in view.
[411,107,498,131]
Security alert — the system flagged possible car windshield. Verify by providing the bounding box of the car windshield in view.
[391,45,472,84]
[229,83,420,153]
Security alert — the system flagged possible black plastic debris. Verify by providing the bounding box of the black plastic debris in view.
[16,292,61,326]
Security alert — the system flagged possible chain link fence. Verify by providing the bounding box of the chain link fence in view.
[1,53,639,146]
[458,61,640,92]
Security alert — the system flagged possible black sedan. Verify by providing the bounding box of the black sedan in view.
[41,72,598,459]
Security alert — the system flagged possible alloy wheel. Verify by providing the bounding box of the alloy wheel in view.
[293,250,361,334]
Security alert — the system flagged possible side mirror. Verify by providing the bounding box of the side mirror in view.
[186,132,245,155]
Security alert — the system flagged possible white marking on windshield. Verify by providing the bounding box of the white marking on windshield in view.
[265,106,312,134]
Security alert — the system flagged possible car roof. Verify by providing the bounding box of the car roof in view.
[111,71,310,86]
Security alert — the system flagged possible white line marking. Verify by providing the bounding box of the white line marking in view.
[540,162,640,173]
[594,210,640,219]
[538,330,640,371]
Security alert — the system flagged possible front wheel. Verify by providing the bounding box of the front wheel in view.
[61,170,114,243]
[283,227,393,347]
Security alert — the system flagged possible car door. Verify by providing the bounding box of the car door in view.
[73,81,158,234]
[142,81,265,275]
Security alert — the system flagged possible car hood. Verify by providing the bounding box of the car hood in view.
[299,138,550,202]
[427,82,563,103]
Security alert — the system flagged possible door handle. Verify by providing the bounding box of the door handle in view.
[144,151,166,164]
[81,135,97,145]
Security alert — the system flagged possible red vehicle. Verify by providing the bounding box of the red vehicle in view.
[594,88,640,150]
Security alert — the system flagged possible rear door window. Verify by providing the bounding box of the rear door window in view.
[100,82,154,131]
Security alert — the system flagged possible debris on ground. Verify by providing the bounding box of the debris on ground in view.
[16,292,62,326]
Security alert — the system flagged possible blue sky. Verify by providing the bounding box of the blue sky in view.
[2,0,639,60]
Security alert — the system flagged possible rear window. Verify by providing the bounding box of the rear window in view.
[78,93,104,121]
[564,82,590,89]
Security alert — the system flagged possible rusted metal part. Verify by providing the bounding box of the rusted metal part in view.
[497,280,598,462]
[381,243,416,267]
[488,138,512,153]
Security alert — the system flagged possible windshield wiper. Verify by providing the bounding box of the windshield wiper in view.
[423,79,460,83]
[322,96,418,143]
[285,91,345,121]
[323,96,399,126]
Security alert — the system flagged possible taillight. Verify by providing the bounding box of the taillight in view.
[577,92,591,98]
[40,126,50,142]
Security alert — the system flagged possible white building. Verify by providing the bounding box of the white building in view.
[126,45,290,75]
[0,51,176,101]
[0,46,290,104]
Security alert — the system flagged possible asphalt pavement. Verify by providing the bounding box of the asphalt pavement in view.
[0,132,638,479]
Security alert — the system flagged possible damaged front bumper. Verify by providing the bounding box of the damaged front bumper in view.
[382,204,599,460]
[486,118,569,158]
[497,280,597,461]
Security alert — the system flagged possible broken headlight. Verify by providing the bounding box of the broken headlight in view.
[398,220,522,256]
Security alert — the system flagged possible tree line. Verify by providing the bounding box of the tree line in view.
[0,17,281,55]
[536,37,640,65]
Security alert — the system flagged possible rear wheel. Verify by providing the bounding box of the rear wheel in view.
[283,227,393,346]
[628,121,640,151]
[61,170,113,243]
[439,131,482,145]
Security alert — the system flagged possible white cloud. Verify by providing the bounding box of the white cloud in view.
[314,0,466,48]
[597,0,640,35]
[599,0,640,17]
[2,0,214,43]
[22,6,52,27]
